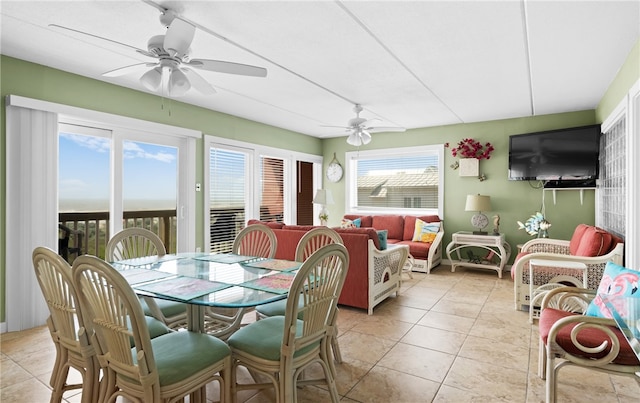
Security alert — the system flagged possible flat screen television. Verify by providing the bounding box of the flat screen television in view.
[508,124,601,188]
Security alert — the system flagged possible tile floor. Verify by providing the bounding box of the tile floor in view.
[2,265,639,402]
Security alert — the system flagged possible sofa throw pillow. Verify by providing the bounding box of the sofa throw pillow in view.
[585,261,640,318]
[412,219,440,243]
[340,218,361,229]
[376,230,388,250]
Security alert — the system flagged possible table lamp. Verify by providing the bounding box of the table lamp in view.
[465,194,491,235]
[313,189,334,226]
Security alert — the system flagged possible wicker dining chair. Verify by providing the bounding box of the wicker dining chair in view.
[228,243,349,403]
[72,254,231,403]
[32,246,101,403]
[106,227,188,330]
[202,223,280,340]
[255,227,345,375]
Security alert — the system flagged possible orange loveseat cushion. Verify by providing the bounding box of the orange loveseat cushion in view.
[539,308,640,366]
[568,224,591,255]
[372,215,404,240]
[574,226,615,257]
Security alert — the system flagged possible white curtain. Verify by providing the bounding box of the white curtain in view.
[5,104,58,331]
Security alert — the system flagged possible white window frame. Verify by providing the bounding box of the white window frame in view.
[600,79,640,268]
[203,135,322,249]
[345,144,444,218]
[4,94,198,332]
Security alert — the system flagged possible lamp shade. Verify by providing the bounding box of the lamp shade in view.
[313,189,334,205]
[465,194,491,212]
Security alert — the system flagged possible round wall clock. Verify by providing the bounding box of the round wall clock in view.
[326,153,343,183]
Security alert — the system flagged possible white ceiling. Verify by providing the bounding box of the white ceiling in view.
[1,1,638,139]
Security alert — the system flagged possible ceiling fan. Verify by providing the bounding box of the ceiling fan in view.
[322,104,406,146]
[49,8,267,97]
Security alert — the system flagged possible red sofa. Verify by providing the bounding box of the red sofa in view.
[342,214,444,273]
[246,220,409,314]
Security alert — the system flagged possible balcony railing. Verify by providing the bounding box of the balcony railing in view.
[59,209,177,261]
[59,207,254,262]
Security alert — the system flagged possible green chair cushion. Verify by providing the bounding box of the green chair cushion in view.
[135,331,231,386]
[255,294,304,319]
[127,317,172,347]
[144,316,172,339]
[140,297,187,318]
[227,316,318,361]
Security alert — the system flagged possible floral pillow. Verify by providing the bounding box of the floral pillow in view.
[412,219,441,243]
[340,217,361,229]
[585,261,640,318]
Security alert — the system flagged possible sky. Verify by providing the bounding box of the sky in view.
[59,132,177,211]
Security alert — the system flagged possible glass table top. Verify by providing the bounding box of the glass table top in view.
[110,253,302,308]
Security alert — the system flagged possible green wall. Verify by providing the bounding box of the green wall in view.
[321,111,598,260]
[596,39,640,122]
[1,36,638,325]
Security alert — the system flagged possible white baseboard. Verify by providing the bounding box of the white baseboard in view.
[1,322,7,334]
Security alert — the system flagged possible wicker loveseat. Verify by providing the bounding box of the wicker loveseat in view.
[246,220,409,314]
[342,214,444,273]
[511,224,624,315]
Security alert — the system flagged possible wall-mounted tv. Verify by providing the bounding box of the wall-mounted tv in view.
[508,124,601,188]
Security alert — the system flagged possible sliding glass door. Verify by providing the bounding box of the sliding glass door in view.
[58,122,188,260]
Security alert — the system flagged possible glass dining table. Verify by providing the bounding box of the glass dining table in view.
[110,252,302,333]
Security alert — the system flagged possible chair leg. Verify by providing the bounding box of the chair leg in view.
[538,338,546,379]
[49,349,70,403]
[331,336,342,363]
[546,348,556,403]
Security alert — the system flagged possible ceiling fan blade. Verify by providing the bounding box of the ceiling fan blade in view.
[366,126,406,133]
[103,63,155,77]
[182,68,216,95]
[319,125,351,130]
[48,24,157,58]
[164,17,195,57]
[188,59,267,77]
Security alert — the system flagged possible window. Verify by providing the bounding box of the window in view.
[204,135,322,252]
[345,145,444,217]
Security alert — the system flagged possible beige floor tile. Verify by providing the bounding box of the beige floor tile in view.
[346,366,440,403]
[440,290,489,306]
[458,335,530,370]
[417,310,476,334]
[393,292,441,311]
[610,373,640,398]
[468,318,531,349]
[349,316,414,341]
[377,342,456,383]
[444,356,528,401]
[430,298,483,319]
[400,324,467,354]
[0,377,54,403]
[433,383,504,402]
[337,330,397,364]
[371,301,428,324]
[0,358,34,389]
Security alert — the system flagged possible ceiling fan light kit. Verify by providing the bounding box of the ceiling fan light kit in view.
[323,104,405,146]
[49,6,267,98]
